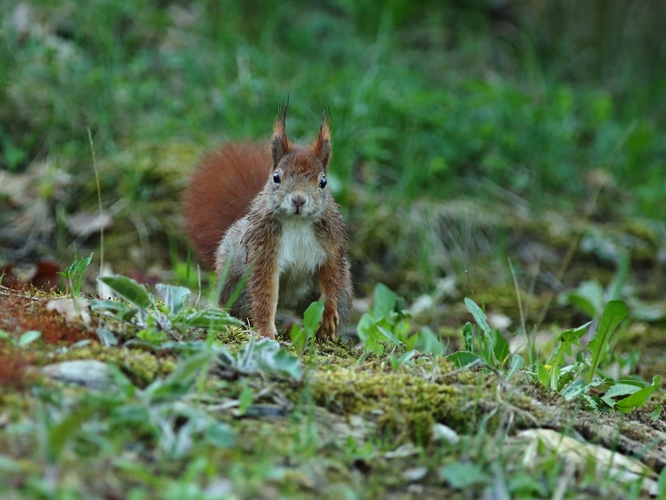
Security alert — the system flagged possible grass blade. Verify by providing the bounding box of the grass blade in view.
[587,300,628,383]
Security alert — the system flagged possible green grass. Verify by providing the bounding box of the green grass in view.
[2,0,666,211]
[2,0,666,296]
[0,279,664,499]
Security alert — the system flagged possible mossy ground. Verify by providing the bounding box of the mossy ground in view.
[0,285,664,499]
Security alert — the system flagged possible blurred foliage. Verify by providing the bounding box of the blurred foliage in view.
[1,0,666,281]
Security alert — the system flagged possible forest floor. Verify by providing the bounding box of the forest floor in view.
[1,208,666,499]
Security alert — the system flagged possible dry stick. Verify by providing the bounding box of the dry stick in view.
[87,127,104,281]
[534,121,637,331]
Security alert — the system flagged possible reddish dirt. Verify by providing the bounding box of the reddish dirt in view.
[0,350,35,389]
[0,286,96,345]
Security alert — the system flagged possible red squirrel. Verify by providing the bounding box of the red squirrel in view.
[183,103,353,340]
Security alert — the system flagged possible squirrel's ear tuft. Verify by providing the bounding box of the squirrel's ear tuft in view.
[271,99,290,166]
[312,108,332,170]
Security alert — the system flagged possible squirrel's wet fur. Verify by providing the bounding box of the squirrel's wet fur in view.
[182,104,352,340]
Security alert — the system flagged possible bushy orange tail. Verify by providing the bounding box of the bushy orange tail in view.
[182,142,271,269]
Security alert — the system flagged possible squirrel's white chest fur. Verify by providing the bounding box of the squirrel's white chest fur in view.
[277,218,326,306]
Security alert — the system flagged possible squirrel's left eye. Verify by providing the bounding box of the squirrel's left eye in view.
[273,171,281,184]
[318,175,327,189]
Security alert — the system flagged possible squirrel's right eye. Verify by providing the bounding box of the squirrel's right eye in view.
[273,171,281,184]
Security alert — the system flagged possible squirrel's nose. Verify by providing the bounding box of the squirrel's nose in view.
[291,194,306,209]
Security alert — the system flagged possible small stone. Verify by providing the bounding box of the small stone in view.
[432,423,460,445]
[42,360,115,390]
[402,467,428,482]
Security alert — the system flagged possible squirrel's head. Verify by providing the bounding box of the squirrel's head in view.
[268,103,332,218]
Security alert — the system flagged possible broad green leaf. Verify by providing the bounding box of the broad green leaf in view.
[561,379,589,400]
[238,386,253,415]
[177,309,244,329]
[446,351,483,368]
[290,324,306,355]
[18,330,41,346]
[490,329,509,366]
[99,275,152,310]
[357,313,384,355]
[0,330,12,343]
[415,327,444,357]
[373,283,397,318]
[464,298,491,338]
[558,322,591,356]
[505,354,524,381]
[254,342,303,380]
[356,313,375,340]
[48,404,96,462]
[91,299,138,321]
[60,253,93,280]
[406,331,418,351]
[439,462,488,489]
[204,422,235,449]
[600,383,641,407]
[588,300,628,383]
[156,284,190,315]
[236,338,303,380]
[168,350,217,384]
[549,362,561,391]
[627,297,666,322]
[148,350,216,401]
[607,251,630,301]
[616,375,660,413]
[563,280,604,318]
[462,322,474,352]
[613,376,651,389]
[96,327,118,347]
[582,394,599,411]
[391,350,416,370]
[271,348,303,380]
[302,301,324,336]
[537,363,551,387]
[376,324,402,345]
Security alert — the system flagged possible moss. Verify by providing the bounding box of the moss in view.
[616,322,666,352]
[307,358,470,443]
[216,326,254,350]
[51,346,177,382]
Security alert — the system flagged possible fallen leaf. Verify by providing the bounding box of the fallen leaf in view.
[65,211,112,237]
[519,429,658,495]
[46,298,91,327]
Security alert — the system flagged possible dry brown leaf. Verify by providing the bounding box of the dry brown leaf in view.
[46,298,91,327]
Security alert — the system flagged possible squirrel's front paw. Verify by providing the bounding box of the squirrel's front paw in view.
[317,307,339,341]
[256,325,277,340]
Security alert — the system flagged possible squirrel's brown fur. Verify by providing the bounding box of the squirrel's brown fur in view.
[183,142,271,269]
[182,105,352,340]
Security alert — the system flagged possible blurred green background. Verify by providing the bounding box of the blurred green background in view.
[1,0,665,299]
